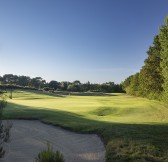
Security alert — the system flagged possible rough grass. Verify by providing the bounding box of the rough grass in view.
[36,143,65,162]
[3,90,168,162]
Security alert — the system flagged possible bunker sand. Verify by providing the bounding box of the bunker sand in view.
[3,120,105,162]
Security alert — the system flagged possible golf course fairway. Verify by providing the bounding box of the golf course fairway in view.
[3,90,168,162]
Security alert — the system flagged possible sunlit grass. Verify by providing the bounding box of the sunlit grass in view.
[3,90,168,161]
[7,90,168,124]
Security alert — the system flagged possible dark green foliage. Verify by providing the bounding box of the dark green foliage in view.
[17,75,31,86]
[0,84,38,91]
[60,82,69,91]
[36,144,65,162]
[80,81,90,92]
[123,15,168,101]
[123,36,163,99]
[48,81,60,90]
[0,74,124,93]
[0,74,46,90]
[73,80,81,85]
[67,84,81,92]
[101,82,115,93]
[122,73,140,96]
[0,96,6,159]
[0,92,11,159]
[138,36,163,99]
[122,75,133,92]
[29,77,45,89]
[2,74,18,84]
[128,73,140,96]
[159,16,168,101]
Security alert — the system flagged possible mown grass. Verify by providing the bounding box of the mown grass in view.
[3,90,168,161]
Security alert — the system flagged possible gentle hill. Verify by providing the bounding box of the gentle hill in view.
[3,90,168,161]
[5,90,168,124]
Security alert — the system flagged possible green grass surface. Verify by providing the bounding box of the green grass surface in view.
[3,90,168,161]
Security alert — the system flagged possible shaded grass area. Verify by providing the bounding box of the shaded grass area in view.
[3,90,168,161]
[54,91,117,96]
[11,90,65,99]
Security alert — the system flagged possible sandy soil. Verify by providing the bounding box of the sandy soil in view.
[3,120,105,162]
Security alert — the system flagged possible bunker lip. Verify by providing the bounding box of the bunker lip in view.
[3,120,105,162]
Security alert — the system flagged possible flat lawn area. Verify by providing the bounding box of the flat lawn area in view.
[3,90,168,161]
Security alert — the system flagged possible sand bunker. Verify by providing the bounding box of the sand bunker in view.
[3,120,105,162]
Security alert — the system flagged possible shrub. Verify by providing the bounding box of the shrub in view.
[35,144,65,162]
[0,92,12,158]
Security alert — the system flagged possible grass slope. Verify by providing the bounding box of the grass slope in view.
[3,90,168,162]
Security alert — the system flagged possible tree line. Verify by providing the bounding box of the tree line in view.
[122,16,168,101]
[0,74,123,93]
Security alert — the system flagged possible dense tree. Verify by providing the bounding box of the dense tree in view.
[159,16,168,101]
[3,74,18,84]
[67,84,81,92]
[0,74,124,93]
[100,82,115,92]
[80,81,90,92]
[123,15,168,101]
[48,80,60,90]
[138,36,163,99]
[113,84,123,92]
[129,73,140,96]
[67,80,82,92]
[123,73,140,96]
[89,84,101,92]
[0,77,3,84]
[60,81,69,91]
[73,80,81,85]
[17,76,31,87]
[29,77,45,89]
[122,75,133,93]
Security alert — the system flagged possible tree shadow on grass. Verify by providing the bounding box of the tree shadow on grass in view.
[15,89,66,98]
[54,91,119,96]
[3,102,168,161]
[17,90,119,97]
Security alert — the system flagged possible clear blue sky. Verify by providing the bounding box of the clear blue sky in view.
[0,0,167,83]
